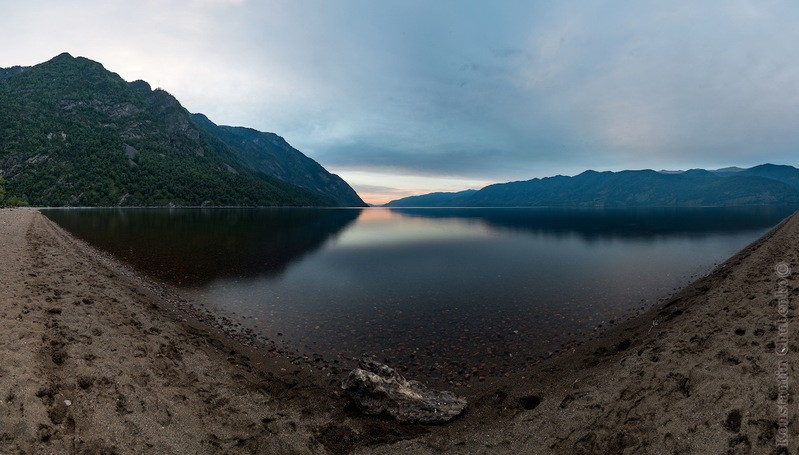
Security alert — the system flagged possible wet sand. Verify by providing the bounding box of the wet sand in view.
[1,208,797,454]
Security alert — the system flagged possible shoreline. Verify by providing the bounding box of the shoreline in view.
[0,209,340,454]
[365,209,799,454]
[1,208,797,453]
[36,209,365,383]
[37,205,787,388]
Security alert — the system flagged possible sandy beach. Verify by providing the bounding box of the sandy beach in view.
[0,209,335,454]
[1,208,797,454]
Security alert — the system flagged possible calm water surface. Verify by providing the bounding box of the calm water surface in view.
[43,207,796,380]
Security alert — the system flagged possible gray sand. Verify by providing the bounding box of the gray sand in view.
[1,208,797,454]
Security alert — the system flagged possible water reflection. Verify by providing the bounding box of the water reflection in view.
[42,208,362,286]
[43,206,797,380]
[389,206,797,240]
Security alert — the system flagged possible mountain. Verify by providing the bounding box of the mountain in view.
[738,164,799,190]
[190,114,364,206]
[0,53,360,207]
[384,166,799,207]
[660,166,747,175]
[0,66,27,80]
[712,166,746,174]
[384,189,477,207]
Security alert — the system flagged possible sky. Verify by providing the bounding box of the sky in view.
[2,1,799,204]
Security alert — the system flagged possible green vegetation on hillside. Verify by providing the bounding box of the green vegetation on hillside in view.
[191,114,366,207]
[0,176,27,207]
[0,53,336,207]
[385,167,799,207]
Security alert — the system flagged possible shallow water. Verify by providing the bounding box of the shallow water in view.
[43,206,796,380]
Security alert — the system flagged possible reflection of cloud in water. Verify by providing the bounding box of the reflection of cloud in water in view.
[184,207,789,379]
[44,206,798,380]
[335,209,489,248]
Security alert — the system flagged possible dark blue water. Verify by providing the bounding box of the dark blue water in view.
[43,206,796,380]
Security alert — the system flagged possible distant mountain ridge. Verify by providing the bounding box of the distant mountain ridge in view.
[0,53,365,207]
[735,164,799,190]
[384,164,799,207]
[384,189,478,207]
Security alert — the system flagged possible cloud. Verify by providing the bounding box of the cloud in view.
[520,0,799,169]
[330,167,491,205]
[2,0,799,196]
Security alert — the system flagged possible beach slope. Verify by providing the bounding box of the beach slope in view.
[1,208,797,454]
[362,211,799,454]
[0,209,331,454]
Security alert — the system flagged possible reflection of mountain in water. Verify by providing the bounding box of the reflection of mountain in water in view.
[390,207,798,240]
[43,208,362,287]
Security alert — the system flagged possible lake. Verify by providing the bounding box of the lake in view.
[42,206,796,381]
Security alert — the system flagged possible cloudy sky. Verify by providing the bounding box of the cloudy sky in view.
[2,1,799,204]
